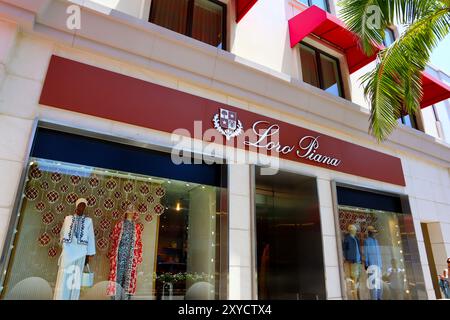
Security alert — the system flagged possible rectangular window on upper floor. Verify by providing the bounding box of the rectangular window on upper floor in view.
[149,0,227,50]
[299,42,344,98]
[397,114,421,131]
[383,28,396,47]
[296,0,330,13]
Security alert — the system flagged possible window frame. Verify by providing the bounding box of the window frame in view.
[297,0,331,13]
[300,42,345,98]
[149,0,227,51]
[398,113,420,131]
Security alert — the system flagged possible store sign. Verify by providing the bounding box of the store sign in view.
[39,55,406,186]
[239,120,341,167]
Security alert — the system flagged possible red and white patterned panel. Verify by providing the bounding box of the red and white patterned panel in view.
[51,223,62,236]
[38,232,51,247]
[46,190,59,203]
[66,192,78,205]
[35,201,46,212]
[105,179,117,191]
[111,210,121,220]
[48,246,58,258]
[94,208,103,218]
[121,200,131,211]
[155,186,166,198]
[40,181,49,191]
[51,172,62,183]
[70,175,81,186]
[29,166,42,180]
[123,182,134,193]
[87,196,97,207]
[138,203,148,214]
[103,198,115,210]
[97,188,106,197]
[78,185,88,195]
[25,187,39,201]
[96,237,109,251]
[60,184,69,193]
[147,195,155,204]
[42,212,55,225]
[139,184,150,195]
[154,203,165,216]
[55,204,65,214]
[99,218,111,231]
[89,176,100,188]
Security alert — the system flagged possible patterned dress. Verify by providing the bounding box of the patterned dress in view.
[115,220,134,300]
[107,219,143,298]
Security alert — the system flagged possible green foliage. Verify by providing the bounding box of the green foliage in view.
[339,0,450,141]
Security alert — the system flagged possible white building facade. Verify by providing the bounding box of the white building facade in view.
[0,0,449,300]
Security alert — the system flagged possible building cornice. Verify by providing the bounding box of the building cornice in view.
[1,0,449,168]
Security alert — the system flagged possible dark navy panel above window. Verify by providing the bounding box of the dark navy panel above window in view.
[32,127,224,187]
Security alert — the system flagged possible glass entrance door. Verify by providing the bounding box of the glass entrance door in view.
[255,169,326,300]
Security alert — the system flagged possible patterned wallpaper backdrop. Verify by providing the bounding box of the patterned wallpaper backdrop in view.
[24,160,166,260]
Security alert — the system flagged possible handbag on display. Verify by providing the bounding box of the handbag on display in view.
[81,263,94,288]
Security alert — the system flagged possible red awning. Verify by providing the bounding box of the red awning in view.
[288,5,450,107]
[288,5,379,74]
[421,72,450,108]
[236,0,258,22]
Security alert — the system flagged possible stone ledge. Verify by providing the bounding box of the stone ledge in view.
[1,0,449,168]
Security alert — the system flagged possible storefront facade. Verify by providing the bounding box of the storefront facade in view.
[0,0,449,300]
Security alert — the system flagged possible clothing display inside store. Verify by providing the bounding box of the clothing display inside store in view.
[339,205,425,300]
[1,158,224,300]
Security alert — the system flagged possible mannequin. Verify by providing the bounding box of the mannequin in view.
[54,198,96,300]
[364,226,382,300]
[107,204,143,300]
[343,224,362,300]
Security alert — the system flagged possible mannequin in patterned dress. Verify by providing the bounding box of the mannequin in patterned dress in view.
[107,204,143,300]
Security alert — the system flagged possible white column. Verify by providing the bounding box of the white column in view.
[0,23,52,254]
[228,164,252,299]
[317,178,343,299]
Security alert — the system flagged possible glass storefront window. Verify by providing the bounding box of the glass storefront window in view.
[337,187,426,300]
[1,158,226,300]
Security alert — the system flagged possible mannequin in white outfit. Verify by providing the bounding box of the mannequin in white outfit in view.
[54,198,96,300]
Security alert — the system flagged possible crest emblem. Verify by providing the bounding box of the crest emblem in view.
[213,108,244,140]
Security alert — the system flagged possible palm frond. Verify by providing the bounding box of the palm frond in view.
[363,7,450,140]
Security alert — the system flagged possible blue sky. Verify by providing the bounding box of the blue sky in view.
[430,35,450,75]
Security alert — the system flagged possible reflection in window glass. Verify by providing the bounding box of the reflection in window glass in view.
[383,28,396,47]
[338,205,426,300]
[311,0,329,11]
[149,0,189,35]
[398,114,419,130]
[300,43,344,98]
[192,0,224,49]
[1,158,226,300]
[320,53,342,97]
[300,45,320,88]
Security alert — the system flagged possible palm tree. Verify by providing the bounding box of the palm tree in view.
[339,0,450,141]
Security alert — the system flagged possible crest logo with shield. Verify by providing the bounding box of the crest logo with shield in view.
[213,108,244,140]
